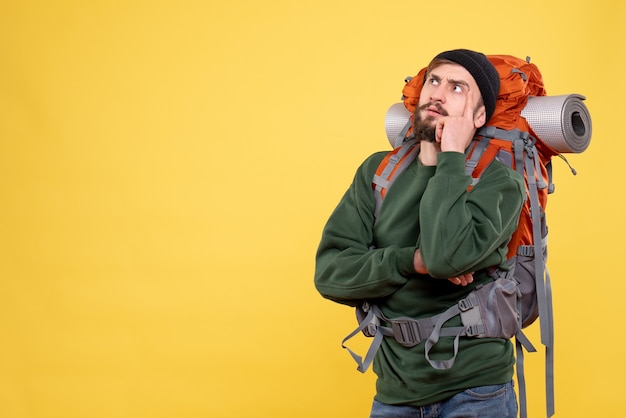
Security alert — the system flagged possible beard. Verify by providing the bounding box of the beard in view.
[413,102,448,143]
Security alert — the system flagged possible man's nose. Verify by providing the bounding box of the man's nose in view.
[429,84,446,103]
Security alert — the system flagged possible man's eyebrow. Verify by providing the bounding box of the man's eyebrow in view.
[427,72,471,89]
[447,78,470,88]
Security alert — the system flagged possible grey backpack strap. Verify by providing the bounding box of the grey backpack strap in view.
[544,265,556,417]
[464,137,491,187]
[372,138,420,218]
[423,304,466,370]
[516,336,531,418]
[391,117,413,148]
[341,303,393,373]
[523,142,555,418]
[514,137,527,178]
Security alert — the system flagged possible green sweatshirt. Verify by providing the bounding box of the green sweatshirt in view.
[314,150,525,406]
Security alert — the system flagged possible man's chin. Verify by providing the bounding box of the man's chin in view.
[413,115,437,142]
[414,126,436,143]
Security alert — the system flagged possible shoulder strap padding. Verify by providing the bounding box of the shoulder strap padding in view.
[372,138,420,218]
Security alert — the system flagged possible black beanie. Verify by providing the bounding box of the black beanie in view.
[432,49,500,122]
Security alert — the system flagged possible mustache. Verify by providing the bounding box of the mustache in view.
[418,102,448,116]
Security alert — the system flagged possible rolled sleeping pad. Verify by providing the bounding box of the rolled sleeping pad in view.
[384,94,592,153]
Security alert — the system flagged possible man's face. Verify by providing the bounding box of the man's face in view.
[413,63,485,142]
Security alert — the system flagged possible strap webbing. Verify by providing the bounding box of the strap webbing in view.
[373,138,420,218]
[545,265,556,417]
[423,303,466,370]
[524,144,555,417]
[524,146,552,347]
[516,338,530,418]
[514,138,525,178]
[478,127,529,143]
[464,138,491,189]
[341,306,390,373]
[465,137,490,176]
[392,117,413,148]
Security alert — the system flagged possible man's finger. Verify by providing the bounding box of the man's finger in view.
[435,119,444,142]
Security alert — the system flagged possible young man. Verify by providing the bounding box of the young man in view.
[314,49,526,417]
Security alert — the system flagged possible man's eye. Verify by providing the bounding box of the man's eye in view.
[428,77,439,85]
[453,85,463,93]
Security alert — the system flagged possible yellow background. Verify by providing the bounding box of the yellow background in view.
[0,0,623,417]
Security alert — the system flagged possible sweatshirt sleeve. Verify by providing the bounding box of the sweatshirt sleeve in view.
[314,153,418,306]
[418,151,526,279]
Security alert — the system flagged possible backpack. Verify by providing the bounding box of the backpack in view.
[342,55,592,418]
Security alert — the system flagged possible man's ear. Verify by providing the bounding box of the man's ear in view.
[474,105,487,128]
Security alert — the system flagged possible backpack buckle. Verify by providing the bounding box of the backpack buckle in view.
[458,293,479,312]
[358,302,379,337]
[465,323,486,337]
[391,320,422,347]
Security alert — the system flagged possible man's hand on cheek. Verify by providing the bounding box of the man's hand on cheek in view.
[437,90,479,153]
